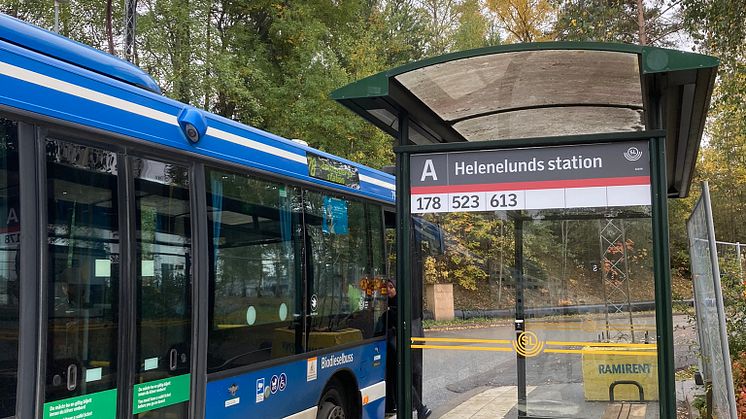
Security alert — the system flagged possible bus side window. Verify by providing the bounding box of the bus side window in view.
[205,169,302,373]
[304,193,387,350]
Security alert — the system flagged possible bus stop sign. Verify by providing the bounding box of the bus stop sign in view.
[410,141,651,214]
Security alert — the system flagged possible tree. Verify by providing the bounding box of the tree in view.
[415,0,461,54]
[0,0,124,52]
[553,0,685,46]
[453,0,501,49]
[682,0,746,243]
[486,0,555,43]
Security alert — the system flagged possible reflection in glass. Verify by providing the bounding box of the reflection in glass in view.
[133,158,191,418]
[45,139,119,403]
[206,169,302,372]
[0,119,19,418]
[522,208,657,418]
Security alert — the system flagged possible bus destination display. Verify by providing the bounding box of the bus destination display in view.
[409,141,651,214]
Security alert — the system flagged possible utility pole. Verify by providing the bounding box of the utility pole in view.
[124,0,137,62]
[53,0,59,33]
[53,0,68,33]
[106,0,114,55]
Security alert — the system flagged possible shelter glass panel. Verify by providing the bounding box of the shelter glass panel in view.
[409,140,670,419]
[414,207,662,418]
[521,208,658,418]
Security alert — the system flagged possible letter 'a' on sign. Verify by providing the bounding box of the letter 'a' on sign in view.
[409,141,652,214]
[420,159,438,181]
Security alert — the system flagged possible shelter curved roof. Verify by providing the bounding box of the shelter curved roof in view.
[332,42,718,197]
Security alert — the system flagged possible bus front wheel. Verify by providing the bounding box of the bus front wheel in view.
[317,383,348,419]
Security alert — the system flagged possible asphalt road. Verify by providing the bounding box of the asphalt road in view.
[417,313,697,417]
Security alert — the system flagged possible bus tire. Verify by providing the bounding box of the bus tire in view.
[317,383,347,419]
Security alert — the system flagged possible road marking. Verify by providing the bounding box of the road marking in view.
[411,345,513,352]
[545,349,658,357]
[411,337,511,344]
[545,341,657,348]
[412,337,657,357]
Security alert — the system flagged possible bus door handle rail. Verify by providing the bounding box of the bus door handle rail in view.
[169,348,178,371]
[66,364,77,391]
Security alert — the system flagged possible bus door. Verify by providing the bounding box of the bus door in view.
[42,137,194,419]
[128,155,193,418]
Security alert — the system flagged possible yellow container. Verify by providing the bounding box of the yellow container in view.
[581,346,659,401]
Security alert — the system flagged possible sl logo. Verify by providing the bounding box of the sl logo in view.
[512,331,544,357]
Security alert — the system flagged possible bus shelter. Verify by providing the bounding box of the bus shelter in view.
[332,43,718,419]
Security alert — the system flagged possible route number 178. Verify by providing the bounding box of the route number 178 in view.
[415,196,442,211]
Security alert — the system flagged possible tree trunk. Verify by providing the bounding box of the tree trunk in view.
[637,0,646,45]
[173,0,192,104]
[106,0,114,55]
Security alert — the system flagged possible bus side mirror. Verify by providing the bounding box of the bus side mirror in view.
[178,107,207,144]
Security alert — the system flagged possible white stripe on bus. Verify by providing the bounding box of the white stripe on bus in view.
[360,380,386,405]
[283,406,317,419]
[360,174,395,191]
[206,126,307,165]
[0,61,308,165]
[0,61,175,125]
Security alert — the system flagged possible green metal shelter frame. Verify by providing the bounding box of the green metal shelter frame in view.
[332,42,718,419]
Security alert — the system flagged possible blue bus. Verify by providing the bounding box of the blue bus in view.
[0,13,395,419]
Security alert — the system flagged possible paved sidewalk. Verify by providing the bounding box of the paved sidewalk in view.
[439,386,536,419]
[385,386,532,419]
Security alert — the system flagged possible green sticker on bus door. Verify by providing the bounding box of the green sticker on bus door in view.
[132,373,191,414]
[43,388,117,419]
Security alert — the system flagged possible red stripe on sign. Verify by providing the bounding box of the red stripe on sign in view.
[411,176,650,194]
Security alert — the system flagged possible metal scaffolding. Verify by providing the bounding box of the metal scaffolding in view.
[599,218,635,343]
[124,0,137,62]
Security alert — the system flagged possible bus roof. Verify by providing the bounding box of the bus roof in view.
[0,13,395,203]
[0,14,161,94]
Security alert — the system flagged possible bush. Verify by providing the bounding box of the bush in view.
[733,353,746,418]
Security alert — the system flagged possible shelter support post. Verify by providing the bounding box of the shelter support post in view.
[650,136,675,418]
[515,218,527,418]
[396,113,413,419]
